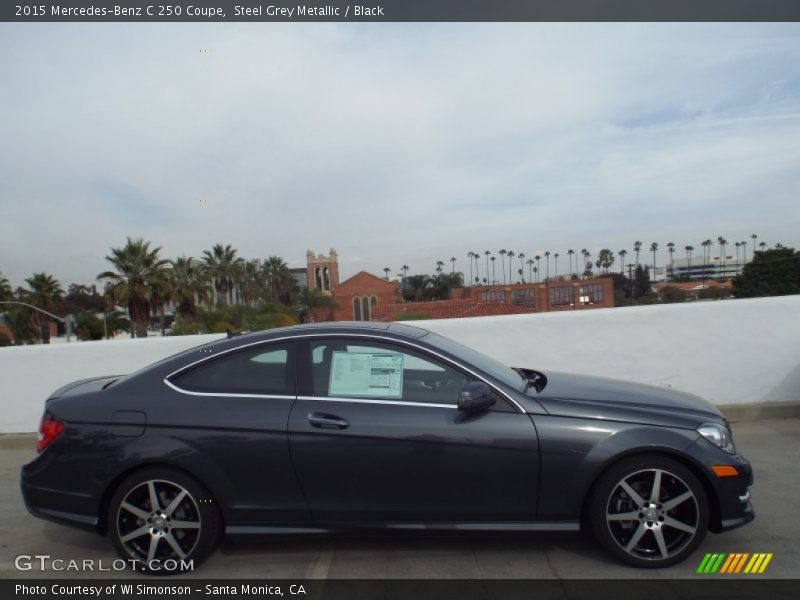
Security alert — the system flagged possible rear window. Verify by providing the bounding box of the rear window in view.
[171,343,294,395]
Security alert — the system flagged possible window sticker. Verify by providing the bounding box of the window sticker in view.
[329,352,404,398]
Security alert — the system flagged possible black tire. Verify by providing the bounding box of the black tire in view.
[588,454,709,568]
[108,466,221,574]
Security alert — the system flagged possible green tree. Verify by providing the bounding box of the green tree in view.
[632,265,651,299]
[170,257,210,324]
[75,310,105,341]
[596,249,615,274]
[202,243,241,305]
[659,286,688,304]
[402,274,432,301]
[733,247,800,298]
[22,273,65,333]
[98,237,170,338]
[262,256,296,305]
[297,288,338,323]
[0,272,11,301]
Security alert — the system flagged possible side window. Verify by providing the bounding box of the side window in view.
[308,339,469,405]
[172,343,294,395]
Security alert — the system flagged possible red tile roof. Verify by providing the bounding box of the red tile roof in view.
[371,299,536,322]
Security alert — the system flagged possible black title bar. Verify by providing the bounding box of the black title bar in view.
[4,0,800,22]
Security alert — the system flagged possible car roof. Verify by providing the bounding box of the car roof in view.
[240,321,432,341]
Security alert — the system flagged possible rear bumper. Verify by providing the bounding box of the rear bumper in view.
[21,462,101,533]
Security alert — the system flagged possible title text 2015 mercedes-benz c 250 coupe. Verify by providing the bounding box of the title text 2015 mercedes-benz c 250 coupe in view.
[22,322,754,572]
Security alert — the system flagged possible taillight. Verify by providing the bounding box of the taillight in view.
[37,417,64,453]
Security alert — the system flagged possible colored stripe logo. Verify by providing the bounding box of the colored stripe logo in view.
[696,553,773,574]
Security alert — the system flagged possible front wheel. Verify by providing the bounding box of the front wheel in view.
[589,454,709,568]
[108,467,221,574]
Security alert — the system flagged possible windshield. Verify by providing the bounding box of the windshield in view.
[424,332,525,392]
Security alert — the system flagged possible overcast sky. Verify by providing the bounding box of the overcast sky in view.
[1,23,799,287]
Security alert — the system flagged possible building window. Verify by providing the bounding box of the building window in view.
[549,286,573,306]
[361,297,371,321]
[353,298,362,321]
[580,284,604,304]
[511,288,535,307]
[480,290,506,302]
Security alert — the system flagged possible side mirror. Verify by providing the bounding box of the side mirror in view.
[457,381,496,413]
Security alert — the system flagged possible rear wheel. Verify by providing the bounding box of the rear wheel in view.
[108,467,221,573]
[589,454,708,568]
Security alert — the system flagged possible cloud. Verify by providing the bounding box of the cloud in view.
[0,23,798,287]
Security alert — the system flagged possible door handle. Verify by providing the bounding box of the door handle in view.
[307,413,350,430]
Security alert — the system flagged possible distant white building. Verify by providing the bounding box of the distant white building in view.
[667,254,748,281]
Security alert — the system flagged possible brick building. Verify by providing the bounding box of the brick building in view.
[452,278,615,312]
[371,299,537,322]
[330,272,400,321]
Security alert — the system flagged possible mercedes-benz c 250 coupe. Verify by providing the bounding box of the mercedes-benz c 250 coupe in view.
[21,322,754,572]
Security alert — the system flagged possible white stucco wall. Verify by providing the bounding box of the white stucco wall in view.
[1,296,798,433]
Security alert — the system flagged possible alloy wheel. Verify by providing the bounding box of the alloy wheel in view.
[116,479,202,563]
[605,468,699,561]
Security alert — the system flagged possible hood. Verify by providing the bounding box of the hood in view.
[531,371,724,428]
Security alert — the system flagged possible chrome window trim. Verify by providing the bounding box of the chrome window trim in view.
[164,332,525,413]
[163,378,296,400]
[296,395,456,410]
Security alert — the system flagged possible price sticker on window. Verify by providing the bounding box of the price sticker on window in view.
[329,352,404,398]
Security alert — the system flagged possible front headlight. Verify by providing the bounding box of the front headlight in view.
[697,422,736,454]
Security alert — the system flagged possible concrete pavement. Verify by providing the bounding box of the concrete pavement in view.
[1,419,797,579]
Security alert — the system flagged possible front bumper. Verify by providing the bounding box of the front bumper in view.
[686,438,755,533]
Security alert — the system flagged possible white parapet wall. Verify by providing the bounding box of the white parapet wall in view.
[0,333,225,433]
[1,296,799,433]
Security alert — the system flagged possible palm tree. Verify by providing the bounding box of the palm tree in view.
[484,251,491,284]
[758,241,767,252]
[596,249,614,274]
[507,251,515,283]
[202,243,241,305]
[23,273,64,313]
[567,249,575,277]
[490,256,496,284]
[22,273,65,334]
[717,237,728,279]
[633,241,642,267]
[297,288,338,323]
[517,253,525,283]
[467,252,475,286]
[384,267,392,280]
[98,237,169,338]
[701,239,713,286]
[534,255,541,282]
[751,233,758,258]
[148,269,173,336]
[526,258,534,283]
[472,251,481,284]
[544,251,550,280]
[581,249,589,277]
[650,242,658,281]
[449,258,455,274]
[666,243,675,281]
[0,272,11,301]
[435,261,444,274]
[553,253,559,278]
[263,256,295,304]
[170,257,210,323]
[402,264,411,278]
[685,245,694,280]
[618,249,628,275]
[498,249,507,284]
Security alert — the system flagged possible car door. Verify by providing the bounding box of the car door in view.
[161,340,310,523]
[287,336,540,522]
